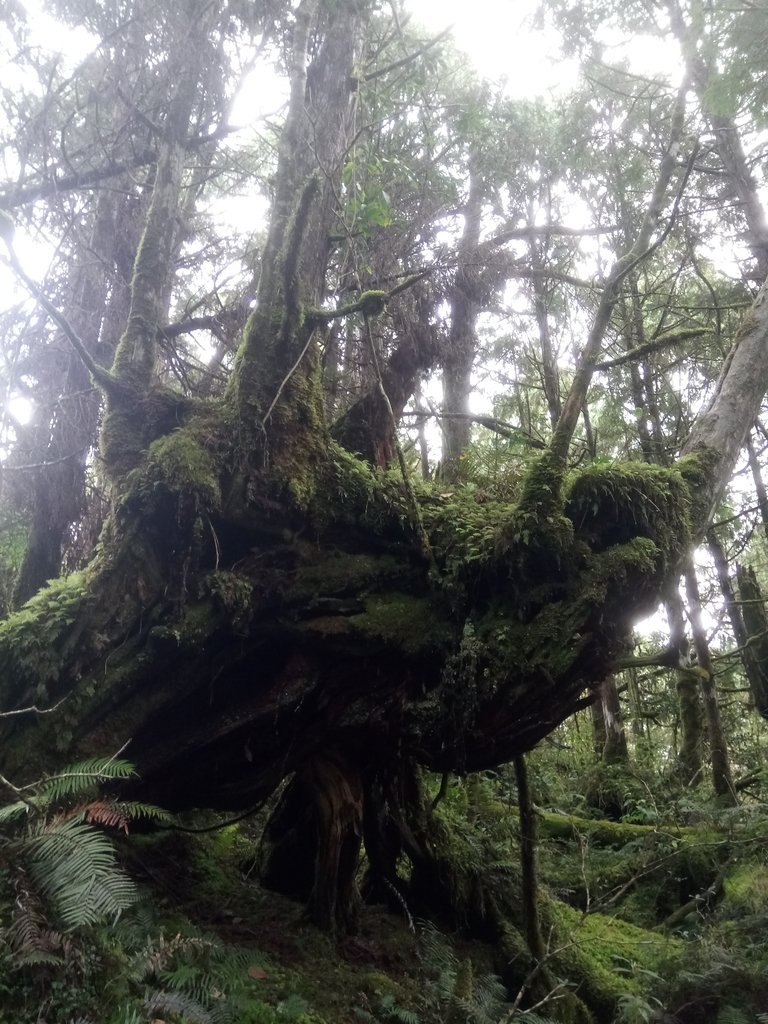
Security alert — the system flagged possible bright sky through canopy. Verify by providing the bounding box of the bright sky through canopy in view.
[405,0,684,94]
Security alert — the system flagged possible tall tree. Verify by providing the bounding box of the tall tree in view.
[3,0,768,933]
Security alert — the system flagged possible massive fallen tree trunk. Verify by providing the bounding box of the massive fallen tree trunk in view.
[3,0,768,933]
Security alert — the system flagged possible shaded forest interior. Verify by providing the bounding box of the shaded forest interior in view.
[3,0,768,1021]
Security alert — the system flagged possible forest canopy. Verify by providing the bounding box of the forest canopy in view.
[2,2,768,1006]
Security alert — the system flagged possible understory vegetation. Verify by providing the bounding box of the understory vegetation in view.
[4,742,768,1023]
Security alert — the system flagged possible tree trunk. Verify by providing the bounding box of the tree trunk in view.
[684,563,737,804]
[442,166,484,481]
[735,563,768,718]
[666,587,703,787]
[746,434,768,543]
[709,530,768,716]
[514,753,557,1002]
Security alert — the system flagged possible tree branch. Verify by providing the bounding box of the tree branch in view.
[595,327,712,370]
[0,226,117,392]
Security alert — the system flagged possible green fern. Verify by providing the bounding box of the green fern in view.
[0,758,138,823]
[0,759,156,942]
[24,816,138,927]
[111,1009,145,1024]
[716,1008,754,1024]
[416,922,507,1024]
[137,927,268,1022]
[145,988,216,1023]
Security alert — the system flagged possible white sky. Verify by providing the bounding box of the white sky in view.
[405,0,683,96]
[405,0,580,97]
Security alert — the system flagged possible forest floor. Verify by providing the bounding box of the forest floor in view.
[4,781,768,1024]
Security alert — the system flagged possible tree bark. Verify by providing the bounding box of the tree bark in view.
[683,563,737,804]
[735,563,768,718]
[442,165,484,481]
[666,586,703,787]
[709,530,768,716]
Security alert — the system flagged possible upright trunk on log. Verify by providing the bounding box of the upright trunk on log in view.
[684,563,736,804]
[590,676,629,768]
[665,587,704,787]
[442,166,484,481]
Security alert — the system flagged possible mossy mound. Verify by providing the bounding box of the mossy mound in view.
[124,426,223,510]
[547,899,683,1020]
[565,461,691,567]
[0,571,91,698]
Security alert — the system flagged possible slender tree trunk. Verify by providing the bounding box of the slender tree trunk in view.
[12,190,126,605]
[670,0,768,279]
[599,675,629,765]
[514,754,545,965]
[709,529,768,715]
[591,692,607,758]
[735,563,768,718]
[684,563,737,804]
[666,586,704,787]
[442,166,484,481]
[746,434,768,543]
[528,220,561,431]
[549,81,690,473]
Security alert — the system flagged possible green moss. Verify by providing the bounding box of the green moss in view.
[294,549,404,599]
[546,898,682,1017]
[351,593,453,655]
[309,442,380,526]
[517,448,568,516]
[537,811,690,848]
[359,969,407,1001]
[676,447,722,533]
[203,571,254,634]
[565,461,691,568]
[722,863,768,915]
[422,491,513,579]
[125,427,222,509]
[0,571,90,696]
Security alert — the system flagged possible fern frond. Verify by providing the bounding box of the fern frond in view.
[10,949,64,968]
[0,798,35,824]
[716,1007,753,1024]
[112,1009,145,1024]
[81,800,131,833]
[114,800,175,824]
[23,817,138,927]
[144,987,215,1024]
[63,800,174,830]
[7,876,72,961]
[35,758,136,807]
[139,932,216,976]
[8,879,47,953]
[276,993,310,1020]
[159,959,215,1006]
[418,921,458,975]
